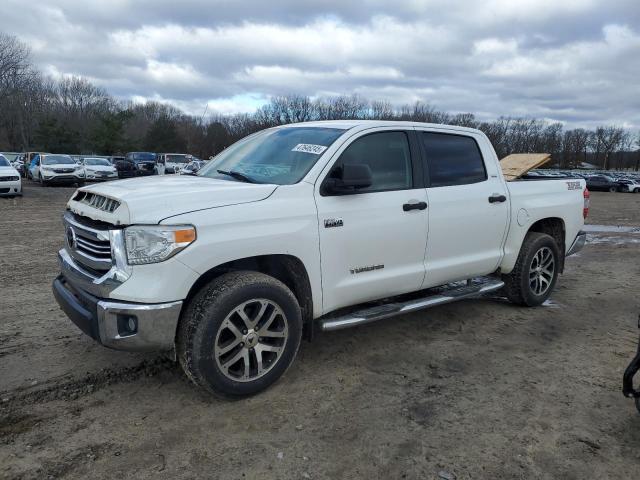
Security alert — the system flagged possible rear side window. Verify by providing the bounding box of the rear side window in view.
[330,131,412,192]
[421,132,487,187]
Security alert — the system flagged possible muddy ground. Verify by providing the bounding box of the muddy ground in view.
[1,182,640,479]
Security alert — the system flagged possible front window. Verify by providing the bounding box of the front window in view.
[84,158,111,166]
[198,127,345,185]
[42,155,75,165]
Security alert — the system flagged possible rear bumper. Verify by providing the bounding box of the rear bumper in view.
[53,274,182,351]
[566,230,586,256]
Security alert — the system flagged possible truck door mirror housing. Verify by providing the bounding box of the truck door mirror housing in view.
[322,163,373,195]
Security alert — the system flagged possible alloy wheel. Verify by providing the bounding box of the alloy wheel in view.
[529,246,555,296]
[214,299,289,382]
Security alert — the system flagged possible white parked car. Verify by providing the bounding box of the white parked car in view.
[158,153,190,174]
[81,157,119,181]
[0,154,21,196]
[619,179,640,193]
[29,153,85,186]
[54,120,588,397]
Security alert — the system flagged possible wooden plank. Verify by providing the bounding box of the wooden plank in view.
[499,153,551,181]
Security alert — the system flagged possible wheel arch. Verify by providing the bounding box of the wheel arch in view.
[183,254,315,341]
[526,217,566,272]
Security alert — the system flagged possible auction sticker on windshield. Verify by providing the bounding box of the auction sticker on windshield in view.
[292,144,328,155]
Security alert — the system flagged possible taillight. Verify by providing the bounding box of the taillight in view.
[583,187,590,219]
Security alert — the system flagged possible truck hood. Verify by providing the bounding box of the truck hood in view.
[67,175,277,225]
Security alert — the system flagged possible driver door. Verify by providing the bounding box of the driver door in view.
[314,129,428,314]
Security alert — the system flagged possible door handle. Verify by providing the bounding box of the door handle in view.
[403,201,427,211]
[488,194,507,204]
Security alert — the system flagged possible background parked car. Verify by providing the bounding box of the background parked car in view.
[20,152,45,178]
[115,152,157,178]
[179,160,206,175]
[0,154,21,196]
[618,179,640,193]
[80,157,119,181]
[158,153,190,174]
[585,175,625,192]
[29,153,85,186]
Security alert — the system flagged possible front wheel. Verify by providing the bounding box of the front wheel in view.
[609,186,617,192]
[502,232,560,306]
[634,188,640,194]
[177,271,302,397]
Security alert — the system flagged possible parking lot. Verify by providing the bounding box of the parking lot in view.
[1,180,640,479]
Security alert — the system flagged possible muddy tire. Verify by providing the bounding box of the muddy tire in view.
[176,271,302,397]
[502,232,560,307]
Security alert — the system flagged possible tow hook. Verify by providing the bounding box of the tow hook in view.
[623,315,640,413]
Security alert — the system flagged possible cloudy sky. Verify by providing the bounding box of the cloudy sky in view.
[1,0,639,128]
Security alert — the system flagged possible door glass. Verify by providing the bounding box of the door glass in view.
[422,132,487,187]
[329,131,412,192]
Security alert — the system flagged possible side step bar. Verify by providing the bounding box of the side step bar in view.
[319,278,505,332]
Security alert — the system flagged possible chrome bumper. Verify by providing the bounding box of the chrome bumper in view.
[566,230,586,256]
[96,298,182,351]
[55,248,183,352]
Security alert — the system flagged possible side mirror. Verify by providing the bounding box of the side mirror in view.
[322,163,373,195]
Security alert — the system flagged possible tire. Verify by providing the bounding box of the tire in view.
[39,174,47,187]
[634,189,640,194]
[609,186,617,192]
[177,271,302,397]
[502,232,560,307]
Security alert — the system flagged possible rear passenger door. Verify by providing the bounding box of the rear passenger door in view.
[417,130,509,287]
[315,129,428,313]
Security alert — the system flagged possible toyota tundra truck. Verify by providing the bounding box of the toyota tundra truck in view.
[52,120,588,397]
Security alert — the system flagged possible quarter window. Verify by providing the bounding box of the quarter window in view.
[422,132,487,187]
[329,131,412,192]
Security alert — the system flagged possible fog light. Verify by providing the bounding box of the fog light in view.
[117,314,138,336]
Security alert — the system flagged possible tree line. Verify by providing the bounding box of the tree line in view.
[1,32,639,170]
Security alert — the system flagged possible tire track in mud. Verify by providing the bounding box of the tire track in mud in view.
[0,357,178,409]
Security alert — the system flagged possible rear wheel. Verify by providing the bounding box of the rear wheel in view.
[177,271,302,397]
[502,232,560,306]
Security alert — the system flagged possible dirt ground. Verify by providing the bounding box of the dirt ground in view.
[1,181,640,479]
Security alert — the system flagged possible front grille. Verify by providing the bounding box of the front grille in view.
[0,176,19,181]
[53,168,75,173]
[75,235,111,260]
[72,191,120,213]
[64,212,113,276]
[0,188,9,193]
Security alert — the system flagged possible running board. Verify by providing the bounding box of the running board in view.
[319,278,505,332]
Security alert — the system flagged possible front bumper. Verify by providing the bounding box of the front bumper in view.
[0,180,21,195]
[53,274,182,351]
[42,173,84,183]
[566,230,586,256]
[85,172,118,181]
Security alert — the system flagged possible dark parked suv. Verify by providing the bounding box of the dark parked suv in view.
[585,175,624,192]
[115,152,157,178]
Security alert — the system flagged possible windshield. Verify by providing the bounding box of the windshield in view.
[43,155,75,165]
[166,154,188,163]
[132,152,156,162]
[0,156,9,167]
[198,127,344,185]
[84,158,110,166]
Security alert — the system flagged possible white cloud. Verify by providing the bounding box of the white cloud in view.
[0,0,638,127]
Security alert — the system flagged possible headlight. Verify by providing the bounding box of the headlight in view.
[124,225,196,265]
[41,166,52,171]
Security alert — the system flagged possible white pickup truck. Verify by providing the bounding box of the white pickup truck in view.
[53,120,588,396]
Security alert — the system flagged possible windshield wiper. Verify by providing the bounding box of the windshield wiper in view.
[216,169,260,184]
